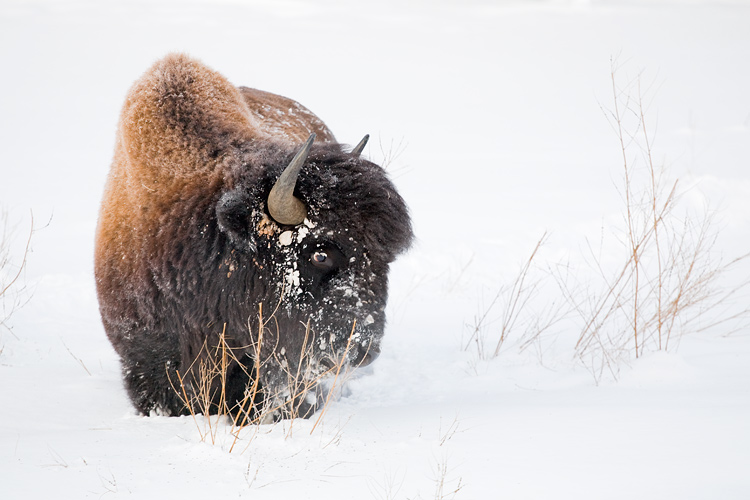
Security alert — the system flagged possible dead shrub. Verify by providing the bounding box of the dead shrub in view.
[465,61,750,381]
[554,61,750,380]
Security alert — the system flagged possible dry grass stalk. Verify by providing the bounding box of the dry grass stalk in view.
[0,210,33,339]
[367,468,406,500]
[168,298,363,451]
[432,455,464,500]
[464,232,566,362]
[438,414,460,447]
[309,319,357,435]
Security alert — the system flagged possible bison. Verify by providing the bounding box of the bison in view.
[94,53,412,420]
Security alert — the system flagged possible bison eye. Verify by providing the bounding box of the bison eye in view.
[304,241,345,279]
[311,251,333,270]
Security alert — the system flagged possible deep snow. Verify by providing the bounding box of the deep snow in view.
[1,0,750,498]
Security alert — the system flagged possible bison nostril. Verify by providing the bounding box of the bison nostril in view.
[353,344,381,367]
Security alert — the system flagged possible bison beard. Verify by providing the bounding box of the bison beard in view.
[94,54,413,419]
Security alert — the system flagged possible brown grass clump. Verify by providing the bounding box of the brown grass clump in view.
[168,301,362,451]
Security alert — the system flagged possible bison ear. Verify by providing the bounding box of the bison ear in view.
[217,191,256,253]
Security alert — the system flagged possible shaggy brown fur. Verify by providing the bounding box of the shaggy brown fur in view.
[239,87,337,145]
[95,54,412,417]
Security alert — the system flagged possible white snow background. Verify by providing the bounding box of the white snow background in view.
[1,0,750,498]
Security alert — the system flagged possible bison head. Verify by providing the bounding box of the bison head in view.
[215,135,412,418]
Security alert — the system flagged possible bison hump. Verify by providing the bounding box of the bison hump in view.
[117,53,258,184]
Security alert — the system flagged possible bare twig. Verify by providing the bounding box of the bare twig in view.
[61,339,92,376]
[1,210,34,338]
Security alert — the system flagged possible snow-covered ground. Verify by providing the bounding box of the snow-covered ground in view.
[2,0,750,498]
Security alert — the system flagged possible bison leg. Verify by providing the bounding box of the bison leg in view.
[113,327,187,416]
[121,360,187,416]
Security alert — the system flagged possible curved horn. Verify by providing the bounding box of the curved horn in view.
[351,134,369,157]
[267,133,315,225]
